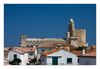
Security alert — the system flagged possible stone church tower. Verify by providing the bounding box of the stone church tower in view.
[66,18,88,47]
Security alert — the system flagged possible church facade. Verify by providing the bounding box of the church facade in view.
[20,19,88,47]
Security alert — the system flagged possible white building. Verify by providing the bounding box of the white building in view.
[41,48,78,65]
[7,47,36,65]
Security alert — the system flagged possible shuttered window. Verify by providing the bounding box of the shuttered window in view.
[67,58,72,64]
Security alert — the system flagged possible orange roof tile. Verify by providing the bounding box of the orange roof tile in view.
[71,51,82,56]
[12,47,36,54]
[81,51,96,57]
[38,45,55,48]
[72,50,96,57]
[41,48,61,56]
[41,48,96,57]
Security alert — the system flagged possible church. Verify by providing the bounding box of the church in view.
[20,19,88,48]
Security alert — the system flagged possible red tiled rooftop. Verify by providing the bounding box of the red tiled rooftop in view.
[12,47,36,54]
[72,50,96,57]
[41,48,61,56]
[41,48,96,57]
[41,47,71,56]
[38,45,55,48]
[38,41,68,48]
[81,51,96,57]
[71,51,82,56]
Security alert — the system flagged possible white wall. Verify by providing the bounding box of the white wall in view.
[20,53,28,65]
[46,58,52,65]
[43,50,78,65]
[7,51,20,61]
[7,51,29,65]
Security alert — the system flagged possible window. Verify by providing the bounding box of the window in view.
[42,49,45,52]
[67,58,72,64]
[27,45,29,47]
[29,52,34,56]
[14,54,17,59]
[52,57,58,65]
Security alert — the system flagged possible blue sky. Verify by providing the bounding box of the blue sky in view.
[4,4,96,47]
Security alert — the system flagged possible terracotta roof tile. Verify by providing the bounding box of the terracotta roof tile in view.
[38,45,55,48]
[41,49,60,56]
[72,50,96,57]
[71,51,82,56]
[12,47,36,54]
[81,51,96,57]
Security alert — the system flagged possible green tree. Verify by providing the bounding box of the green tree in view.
[9,58,21,65]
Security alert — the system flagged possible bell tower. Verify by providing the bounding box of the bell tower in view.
[68,18,75,37]
[67,18,78,47]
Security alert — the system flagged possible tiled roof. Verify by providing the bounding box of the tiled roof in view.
[80,51,96,57]
[12,47,36,54]
[41,47,70,56]
[38,41,67,48]
[38,45,55,48]
[72,50,96,57]
[41,48,96,57]
[71,51,82,56]
[41,48,60,56]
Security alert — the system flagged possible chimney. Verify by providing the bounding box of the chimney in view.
[33,46,35,48]
[82,49,86,55]
[58,44,62,48]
